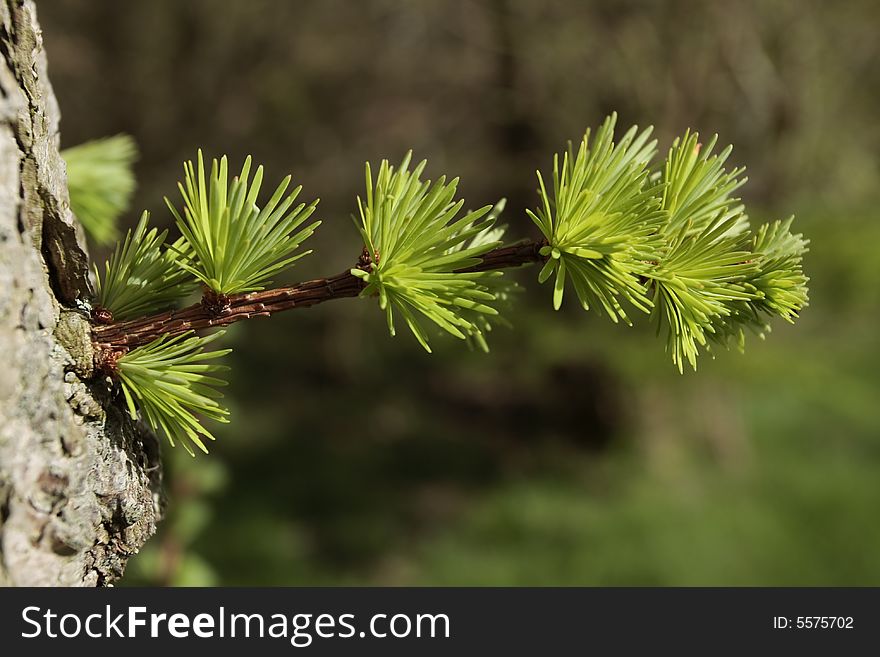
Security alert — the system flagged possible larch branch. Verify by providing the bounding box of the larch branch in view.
[92,240,546,354]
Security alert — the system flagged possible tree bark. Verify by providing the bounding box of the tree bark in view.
[0,0,161,586]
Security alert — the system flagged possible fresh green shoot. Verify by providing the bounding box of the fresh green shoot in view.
[352,152,504,352]
[661,130,747,235]
[529,113,665,323]
[94,211,196,321]
[117,331,231,456]
[62,134,137,245]
[647,208,758,372]
[749,217,810,321]
[646,132,773,371]
[166,151,321,295]
[528,115,809,370]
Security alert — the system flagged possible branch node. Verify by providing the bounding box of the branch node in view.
[91,306,114,325]
[356,246,378,271]
[201,289,231,316]
[94,344,127,378]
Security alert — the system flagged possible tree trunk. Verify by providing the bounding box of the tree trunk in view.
[0,0,161,586]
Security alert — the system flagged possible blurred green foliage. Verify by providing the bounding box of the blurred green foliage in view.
[41,0,880,585]
[62,134,136,244]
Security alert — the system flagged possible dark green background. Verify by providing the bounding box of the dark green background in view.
[42,0,880,585]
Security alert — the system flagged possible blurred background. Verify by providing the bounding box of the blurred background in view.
[42,0,879,585]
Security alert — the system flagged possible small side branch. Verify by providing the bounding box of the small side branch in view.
[93,240,546,355]
[457,240,545,273]
[92,270,365,350]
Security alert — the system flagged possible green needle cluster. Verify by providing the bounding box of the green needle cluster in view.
[117,332,231,456]
[352,152,504,352]
[93,211,195,321]
[166,151,321,295]
[529,114,665,322]
[530,114,808,372]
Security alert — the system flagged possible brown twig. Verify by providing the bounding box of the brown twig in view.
[92,240,546,357]
[457,240,545,273]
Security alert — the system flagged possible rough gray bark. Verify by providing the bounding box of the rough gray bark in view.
[0,0,161,586]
